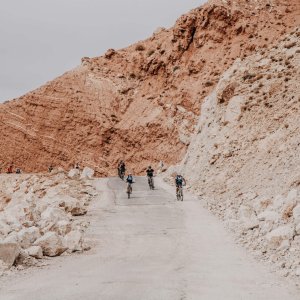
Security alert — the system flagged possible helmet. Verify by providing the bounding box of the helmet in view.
[148,166,151,169]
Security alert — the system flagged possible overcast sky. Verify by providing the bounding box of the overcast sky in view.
[0,0,204,102]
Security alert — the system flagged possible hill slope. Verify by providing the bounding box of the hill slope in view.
[168,27,300,279]
[0,0,299,175]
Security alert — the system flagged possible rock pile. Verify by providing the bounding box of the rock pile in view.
[167,27,300,280]
[0,169,96,274]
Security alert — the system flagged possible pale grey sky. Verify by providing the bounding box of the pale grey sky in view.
[0,0,204,102]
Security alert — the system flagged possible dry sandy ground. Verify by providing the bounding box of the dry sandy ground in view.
[0,177,299,300]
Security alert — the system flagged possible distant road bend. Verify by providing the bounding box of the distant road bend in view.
[0,177,298,300]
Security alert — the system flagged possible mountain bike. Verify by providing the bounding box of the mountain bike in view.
[148,176,154,190]
[176,186,183,201]
[118,168,125,180]
[127,183,133,199]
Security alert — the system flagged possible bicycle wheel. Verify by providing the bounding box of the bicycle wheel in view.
[127,185,132,199]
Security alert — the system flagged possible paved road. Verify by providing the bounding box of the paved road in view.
[0,177,299,300]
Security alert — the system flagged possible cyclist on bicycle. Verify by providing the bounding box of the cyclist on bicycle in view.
[126,173,134,184]
[175,174,186,191]
[126,173,134,193]
[118,160,126,179]
[146,166,155,189]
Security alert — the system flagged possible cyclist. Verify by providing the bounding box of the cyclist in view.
[175,174,186,194]
[118,160,126,179]
[126,173,134,197]
[7,164,13,174]
[146,166,155,189]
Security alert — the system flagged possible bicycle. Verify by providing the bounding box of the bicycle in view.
[148,176,154,190]
[176,186,183,201]
[118,169,125,180]
[127,183,133,199]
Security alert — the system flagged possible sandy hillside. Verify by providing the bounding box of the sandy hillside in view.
[0,0,299,175]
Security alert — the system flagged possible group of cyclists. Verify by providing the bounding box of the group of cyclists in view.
[117,160,186,200]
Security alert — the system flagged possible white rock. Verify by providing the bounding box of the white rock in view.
[239,205,255,220]
[64,230,83,252]
[52,220,72,236]
[258,211,279,222]
[266,225,295,250]
[27,246,43,259]
[293,204,300,224]
[4,231,19,244]
[80,167,94,180]
[295,268,300,277]
[0,219,11,236]
[40,207,69,226]
[278,240,290,251]
[0,242,20,267]
[68,169,80,179]
[17,227,41,249]
[296,223,300,235]
[34,232,66,257]
[260,222,274,235]
[59,196,87,216]
[243,218,259,230]
[287,189,298,203]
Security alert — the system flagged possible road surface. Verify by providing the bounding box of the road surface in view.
[0,177,299,300]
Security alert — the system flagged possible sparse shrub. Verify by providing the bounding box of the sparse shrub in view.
[205,81,214,87]
[147,49,155,57]
[135,44,145,51]
[173,66,180,72]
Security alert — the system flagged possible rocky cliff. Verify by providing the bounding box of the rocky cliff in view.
[168,27,300,279]
[0,0,299,175]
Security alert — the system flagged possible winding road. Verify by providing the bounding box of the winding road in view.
[0,177,298,300]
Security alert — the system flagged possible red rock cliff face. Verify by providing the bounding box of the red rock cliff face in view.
[0,0,299,175]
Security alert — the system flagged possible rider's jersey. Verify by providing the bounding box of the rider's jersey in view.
[146,168,154,177]
[126,175,133,184]
[175,176,184,187]
[120,163,126,172]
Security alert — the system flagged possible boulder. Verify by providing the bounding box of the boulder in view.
[40,207,69,226]
[27,246,43,259]
[0,242,20,267]
[4,231,19,244]
[243,218,259,231]
[296,223,300,235]
[64,230,83,252]
[293,204,300,224]
[34,232,66,257]
[59,196,87,216]
[17,226,41,249]
[52,220,72,236]
[278,240,290,251]
[258,211,279,222]
[239,205,255,220]
[68,169,80,179]
[80,167,94,180]
[295,268,300,277]
[0,219,11,236]
[266,225,295,250]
